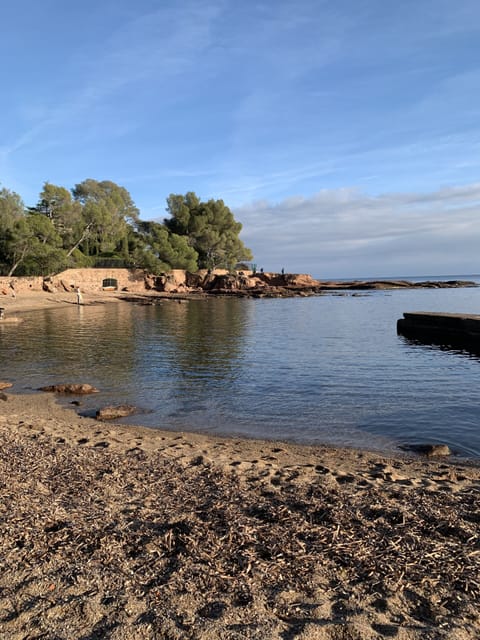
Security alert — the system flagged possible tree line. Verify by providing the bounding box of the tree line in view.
[0,180,253,277]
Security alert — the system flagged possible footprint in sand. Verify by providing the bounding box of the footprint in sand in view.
[77,438,89,445]
[315,464,331,475]
[334,474,356,484]
[126,447,144,456]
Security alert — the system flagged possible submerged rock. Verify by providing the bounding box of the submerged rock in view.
[39,383,100,394]
[96,404,138,420]
[402,443,452,457]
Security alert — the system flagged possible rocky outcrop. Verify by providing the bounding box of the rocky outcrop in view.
[42,277,57,293]
[201,272,322,297]
[2,268,476,301]
[256,272,321,288]
[39,383,100,394]
[320,279,477,291]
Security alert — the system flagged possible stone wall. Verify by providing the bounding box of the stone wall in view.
[0,276,43,294]
[50,268,147,292]
[0,269,147,295]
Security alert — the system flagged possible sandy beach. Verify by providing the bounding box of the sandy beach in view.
[1,292,480,639]
[0,288,137,315]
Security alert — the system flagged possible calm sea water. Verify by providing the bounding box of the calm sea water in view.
[2,279,480,457]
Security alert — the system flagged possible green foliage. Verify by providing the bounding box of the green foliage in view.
[0,187,24,228]
[135,221,199,273]
[72,179,139,256]
[67,249,95,268]
[165,192,253,269]
[15,214,68,275]
[20,245,68,276]
[33,182,84,251]
[0,182,253,277]
[0,188,28,275]
[0,194,69,275]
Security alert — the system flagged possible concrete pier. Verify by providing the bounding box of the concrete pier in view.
[397,312,480,350]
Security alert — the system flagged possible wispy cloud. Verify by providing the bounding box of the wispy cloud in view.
[1,0,223,160]
[3,0,480,247]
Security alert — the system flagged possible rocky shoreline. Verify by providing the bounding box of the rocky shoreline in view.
[2,269,476,306]
[149,272,477,298]
[1,275,476,319]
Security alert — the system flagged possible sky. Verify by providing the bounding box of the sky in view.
[1,0,480,278]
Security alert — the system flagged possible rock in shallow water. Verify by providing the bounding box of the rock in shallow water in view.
[96,404,138,420]
[39,383,100,394]
[402,443,452,457]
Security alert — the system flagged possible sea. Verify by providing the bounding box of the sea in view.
[2,274,480,458]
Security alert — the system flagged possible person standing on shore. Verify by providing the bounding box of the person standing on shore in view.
[76,286,83,305]
[9,281,16,299]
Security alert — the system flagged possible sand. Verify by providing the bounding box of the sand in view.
[0,289,133,315]
[1,292,480,639]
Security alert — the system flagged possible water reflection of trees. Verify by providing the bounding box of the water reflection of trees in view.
[135,298,251,386]
[1,304,138,388]
[0,299,253,422]
[162,298,250,381]
[148,298,252,425]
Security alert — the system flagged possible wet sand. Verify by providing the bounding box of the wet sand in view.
[1,291,480,638]
[0,289,130,314]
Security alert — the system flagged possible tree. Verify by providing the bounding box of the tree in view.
[19,214,67,275]
[0,187,24,228]
[0,186,72,276]
[0,187,28,275]
[164,192,253,269]
[32,182,84,254]
[134,221,199,273]
[72,179,139,258]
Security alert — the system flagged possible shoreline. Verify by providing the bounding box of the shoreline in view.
[1,391,480,638]
[0,274,477,318]
[2,289,480,637]
[2,288,480,462]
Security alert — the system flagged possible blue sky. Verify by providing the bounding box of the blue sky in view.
[1,0,480,277]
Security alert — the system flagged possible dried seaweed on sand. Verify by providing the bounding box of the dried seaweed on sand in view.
[0,421,479,639]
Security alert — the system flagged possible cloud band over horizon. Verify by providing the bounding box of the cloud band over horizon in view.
[236,182,480,278]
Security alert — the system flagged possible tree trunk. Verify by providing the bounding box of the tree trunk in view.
[7,245,28,276]
[66,223,92,257]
